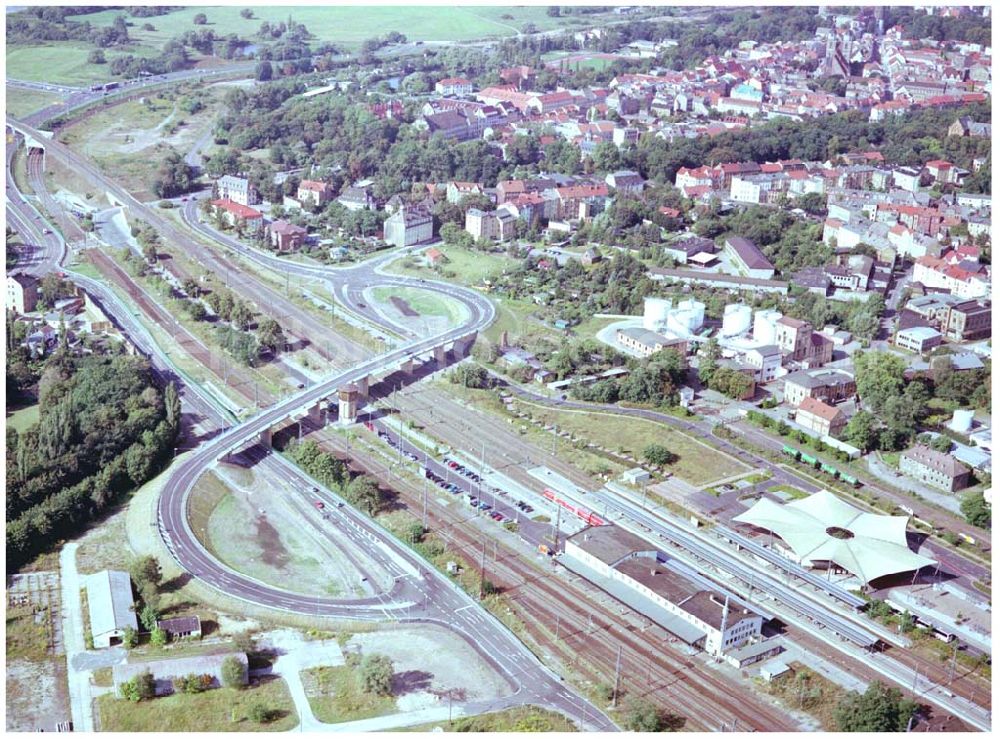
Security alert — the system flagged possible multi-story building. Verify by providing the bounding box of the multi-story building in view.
[435,77,474,96]
[723,237,776,279]
[900,444,971,492]
[383,207,433,248]
[465,207,516,242]
[894,325,943,353]
[774,317,832,367]
[211,199,264,234]
[6,273,39,315]
[268,220,308,252]
[782,368,856,407]
[795,396,847,438]
[944,300,991,341]
[616,327,688,358]
[216,175,259,206]
[913,256,989,299]
[297,179,334,208]
[743,345,782,383]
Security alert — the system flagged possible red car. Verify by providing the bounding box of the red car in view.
[314,500,325,509]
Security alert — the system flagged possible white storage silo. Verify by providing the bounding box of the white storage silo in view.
[666,298,706,337]
[643,297,673,331]
[949,409,975,434]
[721,304,753,338]
[753,309,783,345]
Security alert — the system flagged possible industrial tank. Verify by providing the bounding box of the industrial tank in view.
[753,309,783,345]
[643,297,672,331]
[721,304,753,338]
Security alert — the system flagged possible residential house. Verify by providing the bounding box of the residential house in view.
[948,117,991,138]
[6,273,39,315]
[216,175,259,206]
[900,444,971,492]
[268,220,308,252]
[795,396,847,438]
[337,185,377,212]
[446,181,484,204]
[435,77,474,96]
[211,199,263,234]
[775,317,833,367]
[297,179,334,208]
[383,207,434,248]
[782,368,856,407]
[465,207,516,242]
[913,256,989,299]
[604,170,645,196]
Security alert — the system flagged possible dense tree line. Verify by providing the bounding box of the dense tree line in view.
[285,439,389,515]
[6,354,180,571]
[633,101,991,185]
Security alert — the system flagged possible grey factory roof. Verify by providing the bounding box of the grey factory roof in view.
[565,525,656,567]
[86,570,137,638]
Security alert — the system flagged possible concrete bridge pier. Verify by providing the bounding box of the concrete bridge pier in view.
[260,428,272,447]
[356,375,369,400]
[338,384,359,426]
[401,358,414,375]
[453,332,477,358]
[434,344,448,366]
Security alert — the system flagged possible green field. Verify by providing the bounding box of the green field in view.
[397,706,578,732]
[190,470,351,597]
[302,665,397,724]
[96,679,298,732]
[390,245,518,288]
[5,86,65,118]
[541,51,617,71]
[65,6,583,50]
[6,405,40,434]
[6,42,163,87]
[370,286,467,326]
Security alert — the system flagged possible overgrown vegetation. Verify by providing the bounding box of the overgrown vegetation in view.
[6,353,180,571]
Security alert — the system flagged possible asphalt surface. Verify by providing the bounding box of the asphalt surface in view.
[5,122,616,730]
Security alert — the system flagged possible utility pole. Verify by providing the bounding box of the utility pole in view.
[948,640,958,685]
[553,504,562,552]
[422,474,428,530]
[612,645,623,707]
[478,540,488,600]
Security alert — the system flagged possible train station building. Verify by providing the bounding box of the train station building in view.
[733,490,936,585]
[562,526,766,657]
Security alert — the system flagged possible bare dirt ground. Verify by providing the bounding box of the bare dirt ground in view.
[6,659,68,731]
[346,625,513,710]
[74,505,131,576]
[6,572,71,731]
[197,461,392,598]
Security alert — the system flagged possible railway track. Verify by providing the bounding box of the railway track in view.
[309,425,801,732]
[85,249,273,407]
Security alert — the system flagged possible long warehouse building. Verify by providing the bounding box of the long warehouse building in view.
[562,525,766,657]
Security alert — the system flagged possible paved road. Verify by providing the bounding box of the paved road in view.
[6,123,615,731]
[58,544,94,733]
[19,65,257,129]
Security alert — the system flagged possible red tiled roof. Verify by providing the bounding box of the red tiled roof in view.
[212,199,262,219]
[797,396,842,422]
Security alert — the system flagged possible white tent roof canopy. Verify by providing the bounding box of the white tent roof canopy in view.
[733,490,936,584]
